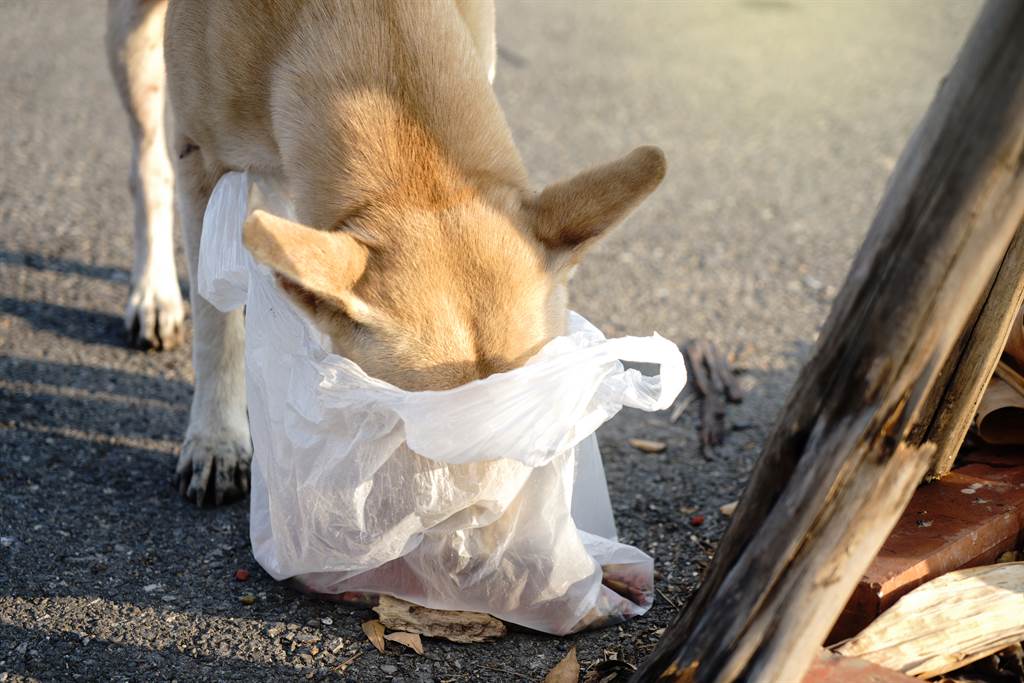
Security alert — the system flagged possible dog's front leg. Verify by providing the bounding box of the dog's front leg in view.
[172,143,251,506]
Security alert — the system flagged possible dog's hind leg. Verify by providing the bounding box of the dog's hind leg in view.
[106,0,184,350]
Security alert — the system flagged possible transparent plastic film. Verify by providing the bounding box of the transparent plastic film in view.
[198,172,687,635]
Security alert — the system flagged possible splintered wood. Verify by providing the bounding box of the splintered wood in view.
[372,595,506,643]
[635,2,1024,680]
[683,339,743,458]
[837,563,1024,677]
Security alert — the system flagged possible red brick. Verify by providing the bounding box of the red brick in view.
[961,449,1024,469]
[830,460,1024,642]
[802,651,918,683]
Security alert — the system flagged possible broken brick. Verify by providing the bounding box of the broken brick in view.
[830,460,1024,642]
[802,651,918,683]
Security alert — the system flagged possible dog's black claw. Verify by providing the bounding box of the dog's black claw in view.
[129,315,141,348]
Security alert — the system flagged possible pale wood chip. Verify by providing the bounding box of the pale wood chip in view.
[373,595,506,644]
[836,563,1024,677]
[628,438,667,453]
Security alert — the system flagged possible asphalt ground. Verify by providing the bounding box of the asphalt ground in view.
[0,1,981,681]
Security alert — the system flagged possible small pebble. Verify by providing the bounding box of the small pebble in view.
[320,616,333,625]
[234,568,250,582]
[239,593,256,605]
[380,664,398,675]
[690,514,705,526]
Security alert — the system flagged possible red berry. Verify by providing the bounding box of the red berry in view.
[690,515,705,526]
[234,568,250,582]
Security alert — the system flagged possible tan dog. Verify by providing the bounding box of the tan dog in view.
[106,0,666,505]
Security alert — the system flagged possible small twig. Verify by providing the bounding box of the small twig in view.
[711,344,744,403]
[669,392,695,423]
[656,587,678,610]
[333,648,367,673]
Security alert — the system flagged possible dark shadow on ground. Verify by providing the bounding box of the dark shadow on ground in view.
[0,378,187,443]
[0,297,125,347]
[0,249,130,283]
[0,249,190,297]
[0,356,191,400]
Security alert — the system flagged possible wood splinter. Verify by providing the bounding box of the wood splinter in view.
[372,595,507,644]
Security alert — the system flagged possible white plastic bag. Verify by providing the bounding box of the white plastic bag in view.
[198,171,687,634]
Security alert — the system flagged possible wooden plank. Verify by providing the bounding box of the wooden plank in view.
[923,223,1024,475]
[634,1,1024,680]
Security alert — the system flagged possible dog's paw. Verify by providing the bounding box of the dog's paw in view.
[175,433,252,506]
[125,278,185,351]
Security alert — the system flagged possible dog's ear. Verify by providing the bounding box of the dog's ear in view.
[243,210,369,307]
[525,146,666,255]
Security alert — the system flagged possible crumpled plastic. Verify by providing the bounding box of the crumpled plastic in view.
[198,171,687,634]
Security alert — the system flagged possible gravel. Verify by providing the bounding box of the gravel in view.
[0,0,979,680]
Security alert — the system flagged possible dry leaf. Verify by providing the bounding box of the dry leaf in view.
[628,438,666,454]
[373,595,506,643]
[384,631,424,655]
[719,500,738,516]
[544,647,580,683]
[361,619,385,653]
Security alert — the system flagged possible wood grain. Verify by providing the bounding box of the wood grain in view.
[837,563,1024,677]
[635,1,1024,680]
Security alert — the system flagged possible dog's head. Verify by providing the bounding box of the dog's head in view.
[243,146,665,391]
